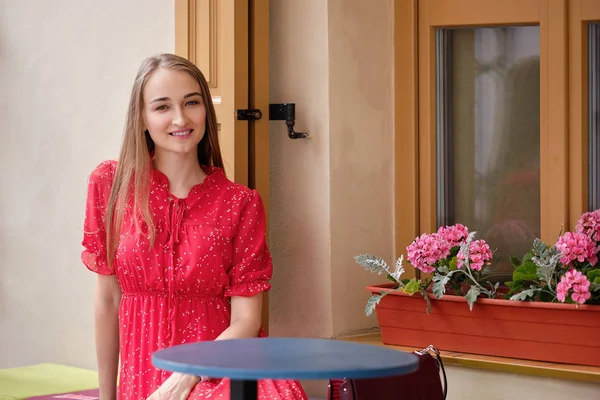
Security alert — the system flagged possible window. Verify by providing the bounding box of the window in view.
[396,0,570,280]
[435,27,541,277]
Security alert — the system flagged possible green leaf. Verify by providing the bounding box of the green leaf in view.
[586,269,600,284]
[512,262,538,282]
[448,256,458,271]
[509,287,540,301]
[355,254,390,275]
[538,290,555,302]
[504,281,524,298]
[437,265,451,274]
[365,292,388,316]
[531,241,561,285]
[509,256,522,267]
[432,273,450,299]
[590,283,600,293]
[448,246,460,259]
[402,278,422,295]
[390,255,406,282]
[464,286,481,311]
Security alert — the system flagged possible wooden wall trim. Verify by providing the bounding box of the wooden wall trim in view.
[568,0,591,227]
[394,0,419,279]
[540,0,569,243]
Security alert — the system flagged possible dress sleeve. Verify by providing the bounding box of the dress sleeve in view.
[225,190,273,297]
[81,161,116,276]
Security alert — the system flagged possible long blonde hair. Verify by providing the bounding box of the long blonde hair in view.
[105,53,223,267]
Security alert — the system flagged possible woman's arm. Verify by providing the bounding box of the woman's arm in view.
[215,294,263,340]
[94,274,121,400]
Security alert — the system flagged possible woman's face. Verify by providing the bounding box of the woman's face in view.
[142,68,206,157]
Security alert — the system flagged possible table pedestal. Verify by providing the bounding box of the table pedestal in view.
[230,379,257,400]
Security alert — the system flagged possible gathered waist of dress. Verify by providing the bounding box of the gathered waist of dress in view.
[122,291,224,299]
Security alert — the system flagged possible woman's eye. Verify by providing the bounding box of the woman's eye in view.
[155,105,168,111]
[186,100,199,106]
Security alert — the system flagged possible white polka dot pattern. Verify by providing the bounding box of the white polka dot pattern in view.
[81,160,307,399]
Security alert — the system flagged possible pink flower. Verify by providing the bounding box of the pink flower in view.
[556,269,592,304]
[437,224,469,248]
[555,232,598,267]
[556,285,568,302]
[576,210,600,242]
[457,239,493,271]
[406,233,451,273]
[572,284,592,304]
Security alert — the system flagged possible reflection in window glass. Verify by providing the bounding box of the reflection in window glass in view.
[435,27,541,278]
[589,23,600,211]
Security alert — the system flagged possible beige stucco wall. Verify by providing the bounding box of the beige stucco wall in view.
[268,0,334,339]
[269,0,394,340]
[327,0,395,337]
[0,0,174,369]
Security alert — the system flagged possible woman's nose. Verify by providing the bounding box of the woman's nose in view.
[172,107,189,126]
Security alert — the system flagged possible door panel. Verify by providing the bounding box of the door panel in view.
[175,0,249,186]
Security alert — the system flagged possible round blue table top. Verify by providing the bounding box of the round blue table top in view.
[152,337,419,380]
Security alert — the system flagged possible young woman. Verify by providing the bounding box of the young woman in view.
[82,53,307,400]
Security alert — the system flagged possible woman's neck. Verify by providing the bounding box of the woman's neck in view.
[152,150,207,197]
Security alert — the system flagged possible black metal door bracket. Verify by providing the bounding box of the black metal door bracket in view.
[269,103,308,139]
[236,104,308,139]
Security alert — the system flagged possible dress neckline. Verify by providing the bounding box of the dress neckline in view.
[151,165,224,200]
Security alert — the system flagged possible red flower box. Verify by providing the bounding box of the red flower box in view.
[368,283,600,367]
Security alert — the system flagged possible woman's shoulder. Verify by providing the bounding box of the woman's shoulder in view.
[88,159,117,185]
[209,166,263,206]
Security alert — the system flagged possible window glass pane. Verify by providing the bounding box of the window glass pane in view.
[589,23,600,211]
[436,26,541,278]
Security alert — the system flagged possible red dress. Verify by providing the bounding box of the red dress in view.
[81,160,307,400]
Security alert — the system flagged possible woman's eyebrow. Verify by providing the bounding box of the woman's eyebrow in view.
[150,92,203,104]
[184,92,203,99]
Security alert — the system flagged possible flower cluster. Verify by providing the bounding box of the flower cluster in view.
[506,209,600,306]
[406,224,477,274]
[557,269,591,304]
[555,232,598,267]
[437,223,469,247]
[359,210,600,317]
[406,233,451,273]
[457,239,493,271]
[575,210,600,242]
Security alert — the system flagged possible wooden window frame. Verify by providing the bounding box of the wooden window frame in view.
[569,0,600,225]
[395,0,574,278]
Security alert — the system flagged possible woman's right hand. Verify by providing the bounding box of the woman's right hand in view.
[146,372,200,400]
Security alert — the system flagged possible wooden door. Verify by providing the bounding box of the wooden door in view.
[174,0,271,331]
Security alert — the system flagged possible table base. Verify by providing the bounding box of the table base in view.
[230,379,257,400]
